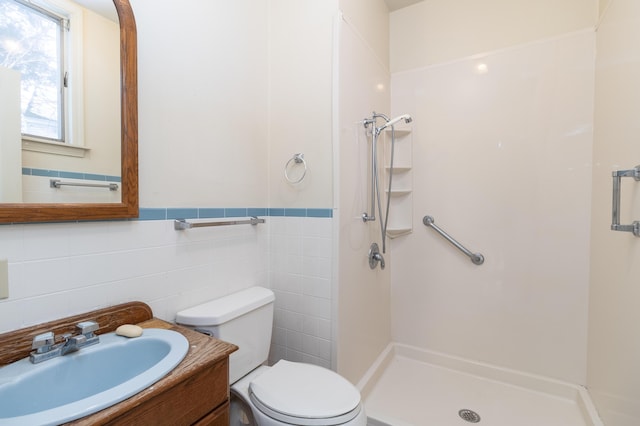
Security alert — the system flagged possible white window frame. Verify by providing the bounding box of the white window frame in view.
[17,0,88,157]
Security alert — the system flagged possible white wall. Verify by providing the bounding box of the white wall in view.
[336,0,392,383]
[267,0,337,209]
[81,9,121,175]
[268,216,334,369]
[390,0,597,73]
[0,67,22,203]
[390,1,597,384]
[264,0,340,370]
[588,1,640,424]
[338,0,389,68]
[0,219,268,333]
[135,0,269,208]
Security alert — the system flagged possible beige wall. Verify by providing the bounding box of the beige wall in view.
[133,0,269,208]
[0,67,22,202]
[339,0,389,68]
[390,0,598,73]
[81,9,121,175]
[336,1,392,383]
[599,0,611,19]
[588,1,640,424]
[134,0,338,209]
[267,0,337,209]
[389,0,598,384]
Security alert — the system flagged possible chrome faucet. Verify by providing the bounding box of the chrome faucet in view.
[30,321,100,364]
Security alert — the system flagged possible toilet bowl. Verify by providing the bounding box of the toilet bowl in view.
[232,363,367,425]
[176,287,366,426]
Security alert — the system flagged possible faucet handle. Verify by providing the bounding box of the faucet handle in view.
[76,321,99,336]
[31,331,55,353]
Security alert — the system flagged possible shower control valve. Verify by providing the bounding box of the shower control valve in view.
[368,242,385,270]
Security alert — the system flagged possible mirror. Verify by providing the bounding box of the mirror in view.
[0,0,137,222]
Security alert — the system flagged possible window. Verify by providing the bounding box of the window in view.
[0,0,73,143]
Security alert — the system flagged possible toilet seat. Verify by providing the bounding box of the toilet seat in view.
[248,360,362,426]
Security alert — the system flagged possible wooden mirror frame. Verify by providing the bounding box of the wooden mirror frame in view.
[0,0,138,223]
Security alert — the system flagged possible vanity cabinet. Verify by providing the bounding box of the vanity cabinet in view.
[96,348,231,425]
[0,302,237,426]
[68,317,237,426]
[193,401,230,425]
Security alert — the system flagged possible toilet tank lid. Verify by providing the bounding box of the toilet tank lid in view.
[175,287,275,326]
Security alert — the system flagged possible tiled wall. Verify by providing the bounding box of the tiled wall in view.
[268,216,334,369]
[0,211,335,369]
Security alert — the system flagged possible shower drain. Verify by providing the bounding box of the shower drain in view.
[458,409,481,423]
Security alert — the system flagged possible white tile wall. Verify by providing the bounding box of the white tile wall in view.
[0,218,269,332]
[0,215,335,369]
[268,216,334,369]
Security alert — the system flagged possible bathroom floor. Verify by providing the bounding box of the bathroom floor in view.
[364,355,588,426]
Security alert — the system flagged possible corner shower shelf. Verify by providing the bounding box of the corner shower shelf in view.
[386,189,412,196]
[384,129,411,137]
[385,166,411,173]
[384,127,413,239]
[386,228,413,238]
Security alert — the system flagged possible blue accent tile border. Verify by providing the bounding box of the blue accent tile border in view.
[307,208,333,218]
[268,208,285,217]
[167,208,198,220]
[138,207,333,221]
[23,168,121,183]
[199,208,225,218]
[1,206,332,225]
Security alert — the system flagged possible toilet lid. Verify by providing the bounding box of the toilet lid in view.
[249,360,361,425]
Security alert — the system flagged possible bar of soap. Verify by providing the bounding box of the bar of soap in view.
[116,324,143,338]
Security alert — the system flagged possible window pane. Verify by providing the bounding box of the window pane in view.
[0,0,63,141]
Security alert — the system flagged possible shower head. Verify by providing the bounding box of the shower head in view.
[376,114,412,133]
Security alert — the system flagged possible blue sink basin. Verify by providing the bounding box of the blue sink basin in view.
[0,328,189,426]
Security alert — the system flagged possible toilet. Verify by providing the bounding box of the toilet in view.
[175,287,367,426]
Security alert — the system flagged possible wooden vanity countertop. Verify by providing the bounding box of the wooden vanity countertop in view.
[65,318,237,425]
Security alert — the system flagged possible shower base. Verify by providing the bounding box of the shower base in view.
[357,344,603,426]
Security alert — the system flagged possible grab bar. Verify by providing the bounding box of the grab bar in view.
[422,215,484,265]
[174,216,265,230]
[50,179,118,191]
[611,165,640,237]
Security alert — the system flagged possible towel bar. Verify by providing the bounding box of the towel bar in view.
[174,216,265,230]
[50,179,118,191]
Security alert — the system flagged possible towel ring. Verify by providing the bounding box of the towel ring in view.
[284,153,307,184]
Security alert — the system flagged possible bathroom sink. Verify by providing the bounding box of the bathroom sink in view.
[0,328,189,426]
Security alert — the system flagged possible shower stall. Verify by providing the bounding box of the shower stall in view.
[334,2,615,425]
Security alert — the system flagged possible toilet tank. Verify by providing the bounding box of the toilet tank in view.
[175,286,275,384]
